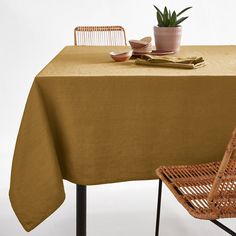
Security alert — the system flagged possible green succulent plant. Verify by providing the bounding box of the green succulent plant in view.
[154,5,192,27]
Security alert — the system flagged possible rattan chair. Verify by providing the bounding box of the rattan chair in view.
[74,25,127,236]
[155,127,236,236]
[74,25,127,46]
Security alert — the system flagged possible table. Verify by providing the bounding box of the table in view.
[9,45,236,234]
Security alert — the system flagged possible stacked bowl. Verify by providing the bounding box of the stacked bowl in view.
[129,37,152,55]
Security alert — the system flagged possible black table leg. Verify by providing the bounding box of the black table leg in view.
[155,179,162,236]
[76,184,87,236]
[210,220,236,235]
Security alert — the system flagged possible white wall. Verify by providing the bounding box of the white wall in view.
[1,0,236,235]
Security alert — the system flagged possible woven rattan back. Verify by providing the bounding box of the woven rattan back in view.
[208,127,236,204]
[74,26,127,46]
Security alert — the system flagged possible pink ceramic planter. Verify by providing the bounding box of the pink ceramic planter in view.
[154,26,182,53]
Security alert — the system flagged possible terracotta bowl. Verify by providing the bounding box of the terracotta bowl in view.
[133,44,152,54]
[129,40,148,49]
[110,51,133,62]
[129,36,152,49]
[140,36,152,43]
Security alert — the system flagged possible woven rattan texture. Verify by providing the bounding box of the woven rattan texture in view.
[156,128,236,220]
[74,26,127,46]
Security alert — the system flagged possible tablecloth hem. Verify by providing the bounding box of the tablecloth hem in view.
[9,191,66,232]
[63,175,159,186]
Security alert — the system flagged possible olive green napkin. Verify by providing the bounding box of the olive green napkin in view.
[135,54,206,69]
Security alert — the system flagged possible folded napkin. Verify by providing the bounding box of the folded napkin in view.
[135,54,206,69]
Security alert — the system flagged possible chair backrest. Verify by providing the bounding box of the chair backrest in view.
[208,127,236,203]
[74,26,127,46]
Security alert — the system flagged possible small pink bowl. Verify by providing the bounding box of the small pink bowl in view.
[110,51,132,62]
[129,40,148,49]
[133,44,152,53]
[129,37,152,49]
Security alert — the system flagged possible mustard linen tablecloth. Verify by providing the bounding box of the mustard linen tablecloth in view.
[9,46,236,231]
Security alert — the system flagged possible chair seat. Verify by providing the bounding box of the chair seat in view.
[156,160,236,220]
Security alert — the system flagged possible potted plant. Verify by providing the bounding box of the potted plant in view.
[153,5,192,52]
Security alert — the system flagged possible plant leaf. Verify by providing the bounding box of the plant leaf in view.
[164,6,168,17]
[163,6,170,26]
[156,11,164,26]
[177,7,192,17]
[153,5,164,17]
[170,11,177,26]
[168,10,172,19]
[175,16,189,26]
